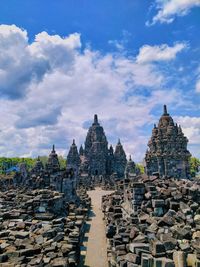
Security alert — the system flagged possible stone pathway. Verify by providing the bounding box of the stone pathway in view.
[79,187,113,267]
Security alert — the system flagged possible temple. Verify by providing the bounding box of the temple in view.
[32,156,44,174]
[67,139,80,176]
[113,139,127,177]
[46,145,60,172]
[67,114,127,180]
[145,105,191,178]
[124,155,137,179]
[84,114,109,176]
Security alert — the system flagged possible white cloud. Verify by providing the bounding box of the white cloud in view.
[0,24,80,99]
[0,25,197,161]
[147,0,200,25]
[175,117,200,153]
[29,31,81,71]
[136,43,187,64]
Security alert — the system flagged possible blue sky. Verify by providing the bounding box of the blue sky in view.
[1,1,200,52]
[0,0,200,161]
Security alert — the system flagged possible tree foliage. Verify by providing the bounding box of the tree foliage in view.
[190,157,200,177]
[136,163,145,174]
[0,157,35,173]
[0,156,66,173]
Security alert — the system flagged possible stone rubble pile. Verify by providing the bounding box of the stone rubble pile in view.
[102,176,200,267]
[0,175,14,192]
[0,188,91,266]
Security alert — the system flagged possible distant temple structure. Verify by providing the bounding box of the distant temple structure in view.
[46,145,60,173]
[27,145,77,200]
[125,155,137,179]
[67,114,127,179]
[145,105,191,178]
[67,139,80,177]
[32,156,44,174]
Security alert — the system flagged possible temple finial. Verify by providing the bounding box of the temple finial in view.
[94,114,98,124]
[163,105,168,115]
[118,138,121,145]
[52,144,55,152]
[129,155,132,161]
[72,139,75,145]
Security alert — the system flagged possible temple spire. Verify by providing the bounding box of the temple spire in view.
[67,139,80,171]
[94,114,98,124]
[46,144,60,172]
[114,138,127,178]
[163,105,168,115]
[79,144,84,156]
[178,125,182,134]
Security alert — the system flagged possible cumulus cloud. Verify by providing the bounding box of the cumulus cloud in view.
[29,31,81,70]
[147,0,200,25]
[136,43,187,64]
[0,24,197,161]
[175,117,200,150]
[0,24,80,99]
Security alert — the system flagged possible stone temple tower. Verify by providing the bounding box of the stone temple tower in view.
[113,139,127,178]
[84,114,109,176]
[145,105,191,178]
[69,114,127,179]
[46,145,60,173]
[32,156,44,173]
[67,139,80,174]
[125,155,136,179]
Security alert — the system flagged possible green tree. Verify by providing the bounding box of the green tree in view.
[136,163,145,174]
[58,156,66,169]
[190,157,200,177]
[0,157,36,173]
[38,156,48,166]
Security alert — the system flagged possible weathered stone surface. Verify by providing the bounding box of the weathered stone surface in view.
[0,187,90,266]
[67,139,80,177]
[46,145,60,173]
[79,114,127,181]
[145,105,191,178]
[173,251,187,267]
[102,174,200,267]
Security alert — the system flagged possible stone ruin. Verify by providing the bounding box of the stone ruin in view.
[0,105,198,267]
[46,145,60,173]
[15,145,78,202]
[0,188,91,266]
[14,106,192,195]
[125,156,140,180]
[67,139,80,179]
[102,175,200,267]
[68,114,128,186]
[145,105,191,179]
[99,105,197,267]
[0,144,93,266]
